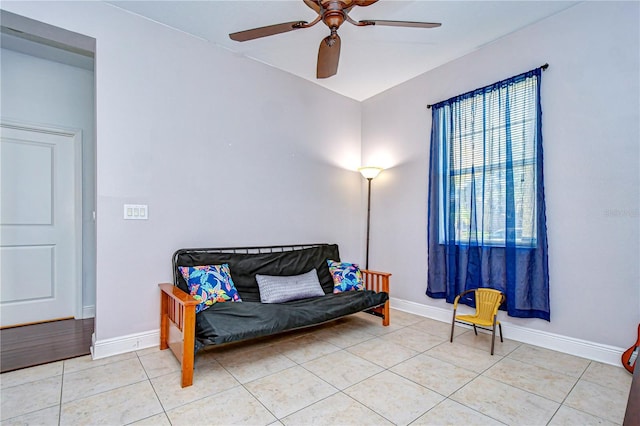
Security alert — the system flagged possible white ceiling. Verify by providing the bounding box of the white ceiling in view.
[108,0,578,101]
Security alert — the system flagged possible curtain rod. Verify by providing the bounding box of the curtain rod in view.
[426,63,549,109]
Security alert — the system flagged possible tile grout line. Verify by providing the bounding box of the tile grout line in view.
[58,360,65,426]
[551,359,622,425]
[212,347,282,423]
[292,345,399,424]
[137,349,172,424]
[544,359,590,426]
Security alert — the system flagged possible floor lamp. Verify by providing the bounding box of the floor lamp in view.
[358,166,383,270]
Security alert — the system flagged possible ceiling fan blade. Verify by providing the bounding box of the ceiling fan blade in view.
[303,0,321,13]
[317,33,341,79]
[359,20,441,28]
[229,21,307,42]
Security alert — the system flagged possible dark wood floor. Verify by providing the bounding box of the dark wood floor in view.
[0,318,94,373]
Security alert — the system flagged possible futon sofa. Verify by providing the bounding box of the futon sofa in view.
[158,243,390,387]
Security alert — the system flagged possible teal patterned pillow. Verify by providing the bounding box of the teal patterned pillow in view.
[178,264,242,313]
[327,260,364,293]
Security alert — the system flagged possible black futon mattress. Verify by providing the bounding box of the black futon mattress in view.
[195,290,388,346]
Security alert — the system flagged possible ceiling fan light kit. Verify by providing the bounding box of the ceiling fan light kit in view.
[228,0,441,79]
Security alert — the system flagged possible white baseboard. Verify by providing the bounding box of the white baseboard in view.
[390,297,625,367]
[91,329,159,360]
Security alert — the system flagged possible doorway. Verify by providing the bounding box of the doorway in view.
[0,11,96,344]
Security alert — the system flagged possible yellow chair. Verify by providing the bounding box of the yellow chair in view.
[450,288,505,355]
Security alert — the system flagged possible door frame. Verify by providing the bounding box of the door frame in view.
[1,119,84,320]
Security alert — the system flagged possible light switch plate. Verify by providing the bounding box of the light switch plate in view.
[124,204,148,220]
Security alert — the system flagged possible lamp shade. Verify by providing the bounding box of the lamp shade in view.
[358,166,383,180]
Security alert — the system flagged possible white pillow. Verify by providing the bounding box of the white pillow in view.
[255,269,325,303]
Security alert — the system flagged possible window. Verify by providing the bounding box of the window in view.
[435,74,539,247]
[426,67,550,321]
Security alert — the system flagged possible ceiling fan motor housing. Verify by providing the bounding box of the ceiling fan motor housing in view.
[320,1,347,30]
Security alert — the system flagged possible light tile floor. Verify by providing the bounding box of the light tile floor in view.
[0,309,633,425]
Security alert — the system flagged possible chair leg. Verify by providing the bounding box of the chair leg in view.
[450,309,457,343]
[473,324,478,336]
[490,324,496,355]
[499,323,503,342]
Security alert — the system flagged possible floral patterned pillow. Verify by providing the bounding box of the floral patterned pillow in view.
[327,260,364,293]
[178,264,242,313]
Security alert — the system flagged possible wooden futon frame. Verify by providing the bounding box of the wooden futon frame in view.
[158,244,390,387]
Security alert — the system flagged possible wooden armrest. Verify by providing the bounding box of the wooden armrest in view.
[361,269,391,293]
[361,269,392,278]
[361,269,391,327]
[158,283,200,306]
[158,283,197,387]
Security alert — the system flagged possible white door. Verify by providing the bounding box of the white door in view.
[0,122,81,327]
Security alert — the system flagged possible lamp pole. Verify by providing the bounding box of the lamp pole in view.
[358,166,383,270]
[365,177,372,270]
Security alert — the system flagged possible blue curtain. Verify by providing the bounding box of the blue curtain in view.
[426,67,550,321]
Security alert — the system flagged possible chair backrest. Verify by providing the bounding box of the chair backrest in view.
[475,288,505,322]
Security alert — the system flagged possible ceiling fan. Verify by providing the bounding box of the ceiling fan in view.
[229,0,441,79]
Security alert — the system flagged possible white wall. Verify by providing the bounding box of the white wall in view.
[2,1,364,343]
[1,47,96,314]
[362,1,640,348]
